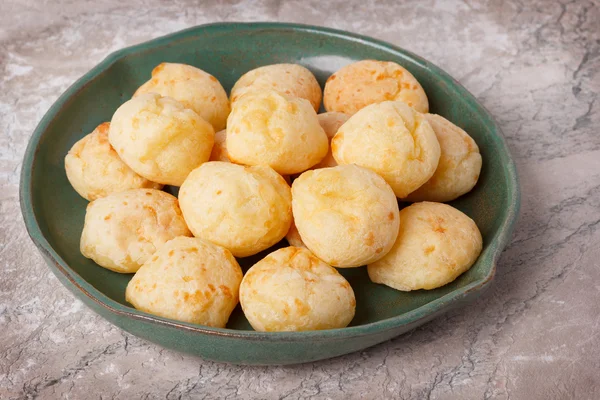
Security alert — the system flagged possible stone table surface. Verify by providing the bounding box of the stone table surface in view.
[1,0,599,399]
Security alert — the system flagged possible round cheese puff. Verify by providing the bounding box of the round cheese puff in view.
[324,60,429,114]
[368,202,483,291]
[209,129,230,162]
[209,130,292,184]
[331,101,441,198]
[230,63,322,112]
[292,165,400,268]
[403,114,483,202]
[126,236,242,327]
[179,162,292,257]
[109,93,215,186]
[285,218,306,248]
[310,112,350,170]
[134,63,230,131]
[226,90,328,175]
[239,247,356,331]
[65,122,162,201]
[80,189,191,273]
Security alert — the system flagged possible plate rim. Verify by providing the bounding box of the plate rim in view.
[19,21,520,341]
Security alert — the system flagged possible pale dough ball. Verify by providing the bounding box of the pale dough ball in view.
[368,202,482,291]
[285,218,306,248]
[109,93,215,186]
[324,59,429,114]
[209,130,292,183]
[209,129,230,162]
[332,101,441,198]
[292,165,400,268]
[230,63,322,111]
[179,162,292,257]
[226,90,328,175]
[310,112,350,169]
[239,247,356,331]
[80,189,191,273]
[134,63,230,131]
[404,114,483,202]
[126,236,242,328]
[65,122,162,201]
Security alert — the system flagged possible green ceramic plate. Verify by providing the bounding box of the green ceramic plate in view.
[20,22,519,365]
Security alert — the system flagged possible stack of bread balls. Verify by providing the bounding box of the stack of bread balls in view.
[65,60,483,332]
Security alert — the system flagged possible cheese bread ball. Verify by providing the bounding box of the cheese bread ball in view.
[209,129,230,162]
[368,202,482,291]
[332,101,441,198]
[292,165,400,268]
[226,90,328,175]
[209,130,293,184]
[310,112,350,170]
[240,247,356,331]
[179,162,292,257]
[404,114,482,202]
[134,63,230,131]
[65,122,162,201]
[285,218,306,248]
[126,236,242,327]
[80,189,191,273]
[109,93,215,186]
[324,60,429,114]
[230,63,322,111]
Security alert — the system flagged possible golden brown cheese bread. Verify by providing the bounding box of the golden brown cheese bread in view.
[109,93,215,186]
[368,202,482,291]
[292,164,400,268]
[178,162,292,257]
[324,60,429,115]
[332,100,440,198]
[126,236,242,328]
[134,63,230,131]
[239,247,356,331]
[310,112,350,170]
[226,90,328,175]
[65,122,162,201]
[230,63,322,112]
[403,114,482,202]
[285,217,306,248]
[209,129,230,162]
[80,189,191,273]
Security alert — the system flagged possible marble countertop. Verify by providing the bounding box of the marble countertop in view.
[1,0,599,398]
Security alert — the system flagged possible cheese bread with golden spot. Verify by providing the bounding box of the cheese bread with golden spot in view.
[126,236,242,327]
[292,165,400,268]
[80,189,191,273]
[134,63,230,131]
[240,247,355,331]
[65,122,162,201]
[368,202,482,291]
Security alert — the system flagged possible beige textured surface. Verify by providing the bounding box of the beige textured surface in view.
[2,0,600,398]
